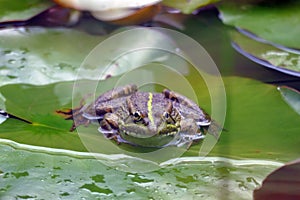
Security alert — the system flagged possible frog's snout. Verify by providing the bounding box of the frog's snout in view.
[147,124,158,135]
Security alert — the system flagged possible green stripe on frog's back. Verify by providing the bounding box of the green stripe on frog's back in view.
[147,92,154,126]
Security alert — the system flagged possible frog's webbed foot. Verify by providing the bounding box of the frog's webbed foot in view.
[98,127,119,142]
[98,113,124,142]
[164,132,205,149]
[99,113,119,130]
[56,106,91,131]
[98,127,131,145]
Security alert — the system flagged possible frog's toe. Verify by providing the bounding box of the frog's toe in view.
[98,127,117,135]
[98,127,118,141]
[114,135,132,145]
[98,128,131,145]
[196,120,211,127]
[56,108,73,119]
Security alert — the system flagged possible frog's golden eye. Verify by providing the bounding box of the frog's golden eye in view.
[133,111,142,121]
[163,111,170,119]
[163,112,170,119]
[163,111,176,124]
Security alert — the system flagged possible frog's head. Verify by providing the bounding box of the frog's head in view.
[119,92,181,147]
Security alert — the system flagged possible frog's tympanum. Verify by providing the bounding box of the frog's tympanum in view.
[59,84,214,148]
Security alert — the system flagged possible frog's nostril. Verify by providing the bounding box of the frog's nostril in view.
[143,118,150,125]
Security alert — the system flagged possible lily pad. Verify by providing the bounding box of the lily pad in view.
[0,74,212,164]
[0,27,193,87]
[218,1,300,49]
[230,30,300,77]
[0,0,53,22]
[0,141,283,199]
[0,81,87,151]
[0,76,300,162]
[0,76,299,198]
[162,0,219,14]
[205,77,300,162]
[0,27,106,87]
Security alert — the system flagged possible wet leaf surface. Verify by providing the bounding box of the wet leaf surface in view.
[0,27,107,87]
[0,142,282,199]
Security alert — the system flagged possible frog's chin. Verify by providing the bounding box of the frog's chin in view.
[119,124,178,139]
[119,128,178,148]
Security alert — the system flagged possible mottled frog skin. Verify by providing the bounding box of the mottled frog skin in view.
[59,84,213,147]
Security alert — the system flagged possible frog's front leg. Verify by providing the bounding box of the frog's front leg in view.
[163,89,211,126]
[180,118,204,140]
[167,118,204,148]
[98,113,126,144]
[99,113,119,132]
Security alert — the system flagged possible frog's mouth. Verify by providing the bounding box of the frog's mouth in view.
[119,124,179,147]
[119,123,179,138]
[119,124,180,138]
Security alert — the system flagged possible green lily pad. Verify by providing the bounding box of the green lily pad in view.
[218,1,300,49]
[0,27,106,87]
[0,0,53,22]
[229,30,300,76]
[0,81,87,151]
[162,0,219,14]
[205,77,300,162]
[0,141,283,199]
[0,75,299,198]
[0,74,211,164]
[0,76,300,162]
[0,27,192,87]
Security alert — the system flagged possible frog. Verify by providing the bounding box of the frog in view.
[58,84,213,148]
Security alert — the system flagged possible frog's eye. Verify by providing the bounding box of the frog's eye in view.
[163,112,170,119]
[163,111,176,124]
[133,111,142,121]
